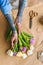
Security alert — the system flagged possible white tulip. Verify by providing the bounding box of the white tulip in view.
[17,52,23,57]
[22,53,27,59]
[27,50,33,56]
[30,45,35,51]
[7,50,13,56]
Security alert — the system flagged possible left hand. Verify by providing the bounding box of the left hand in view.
[11,31,18,48]
[14,17,22,34]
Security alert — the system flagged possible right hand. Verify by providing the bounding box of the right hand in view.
[14,16,22,34]
[11,31,18,48]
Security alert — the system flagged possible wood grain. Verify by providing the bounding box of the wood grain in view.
[0,2,43,65]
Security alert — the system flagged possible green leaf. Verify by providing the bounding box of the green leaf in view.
[6,27,12,41]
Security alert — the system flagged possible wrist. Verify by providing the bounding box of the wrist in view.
[13,28,17,33]
[13,30,17,35]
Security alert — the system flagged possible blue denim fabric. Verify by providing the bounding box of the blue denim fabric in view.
[0,0,12,14]
[17,0,27,16]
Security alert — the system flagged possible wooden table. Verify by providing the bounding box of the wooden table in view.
[0,2,43,65]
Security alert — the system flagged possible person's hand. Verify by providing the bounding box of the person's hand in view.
[11,31,18,48]
[15,16,22,34]
[17,22,22,34]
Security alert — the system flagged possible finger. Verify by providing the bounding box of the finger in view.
[11,37,15,48]
[19,29,21,34]
[11,36,15,43]
[16,36,18,42]
[11,42,13,48]
[18,26,21,34]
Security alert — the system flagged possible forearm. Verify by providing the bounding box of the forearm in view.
[5,10,16,33]
[17,0,27,17]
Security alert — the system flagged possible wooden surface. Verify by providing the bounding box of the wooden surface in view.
[0,2,43,65]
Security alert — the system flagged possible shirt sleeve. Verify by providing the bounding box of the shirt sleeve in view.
[0,0,12,15]
[17,0,27,17]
